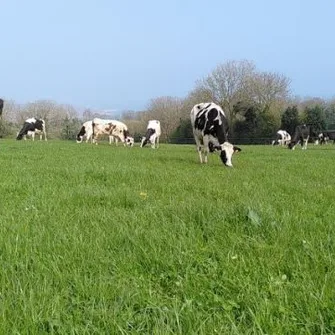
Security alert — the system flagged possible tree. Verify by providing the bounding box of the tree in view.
[82,108,95,121]
[170,118,193,143]
[281,106,299,135]
[195,60,291,133]
[197,60,256,125]
[60,117,82,140]
[249,72,291,108]
[325,100,335,129]
[17,100,79,138]
[302,105,326,132]
[145,96,184,141]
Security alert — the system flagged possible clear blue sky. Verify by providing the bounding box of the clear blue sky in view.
[1,0,334,112]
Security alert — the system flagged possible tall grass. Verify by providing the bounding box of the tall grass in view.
[0,139,334,334]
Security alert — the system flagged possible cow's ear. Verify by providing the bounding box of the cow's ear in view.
[233,146,241,153]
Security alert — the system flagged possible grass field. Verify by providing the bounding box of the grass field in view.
[0,139,334,334]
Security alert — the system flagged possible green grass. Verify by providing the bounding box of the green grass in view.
[0,139,334,334]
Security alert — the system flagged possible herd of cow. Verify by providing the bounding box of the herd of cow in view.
[15,117,162,149]
[272,125,335,149]
[14,102,334,168]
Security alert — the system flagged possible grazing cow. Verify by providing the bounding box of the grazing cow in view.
[288,124,311,150]
[272,130,291,146]
[140,120,161,149]
[326,132,335,144]
[190,102,241,167]
[92,118,130,145]
[76,120,120,145]
[16,118,47,141]
[318,131,335,145]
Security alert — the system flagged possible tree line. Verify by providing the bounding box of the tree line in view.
[1,60,335,143]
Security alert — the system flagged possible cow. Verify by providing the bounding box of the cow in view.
[16,118,47,141]
[92,118,131,145]
[140,120,161,149]
[190,102,241,167]
[76,120,94,143]
[318,132,335,145]
[272,130,291,146]
[288,124,312,150]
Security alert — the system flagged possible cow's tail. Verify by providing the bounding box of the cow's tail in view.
[123,129,130,142]
[92,121,96,143]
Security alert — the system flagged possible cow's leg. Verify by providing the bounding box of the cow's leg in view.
[156,136,160,149]
[44,131,47,141]
[151,136,156,149]
[194,137,203,163]
[32,133,35,141]
[302,136,309,149]
[202,137,210,163]
[93,135,98,145]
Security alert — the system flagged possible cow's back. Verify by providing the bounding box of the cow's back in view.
[191,102,227,139]
[147,120,161,135]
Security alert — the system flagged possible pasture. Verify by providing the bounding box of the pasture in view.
[0,140,334,334]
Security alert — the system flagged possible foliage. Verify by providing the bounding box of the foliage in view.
[1,58,335,142]
[194,60,290,128]
[170,118,193,143]
[280,105,300,134]
[144,96,184,141]
[302,104,327,132]
[233,103,278,142]
[324,101,335,129]
[60,117,82,140]
[0,119,16,138]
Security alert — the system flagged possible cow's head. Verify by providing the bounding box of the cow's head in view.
[140,137,147,147]
[219,142,241,167]
[288,142,295,150]
[125,137,134,147]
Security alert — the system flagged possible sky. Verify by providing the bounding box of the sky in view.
[1,0,335,112]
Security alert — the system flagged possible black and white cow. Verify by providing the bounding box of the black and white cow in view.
[190,102,241,167]
[140,120,161,148]
[16,118,47,141]
[92,118,131,145]
[318,131,335,145]
[272,130,291,146]
[288,124,311,150]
